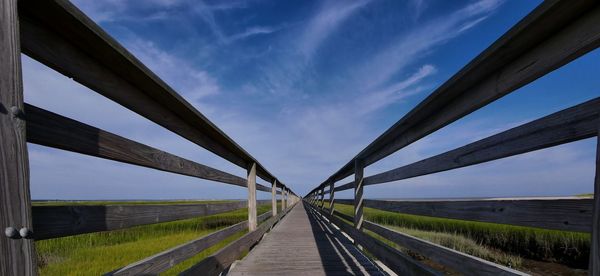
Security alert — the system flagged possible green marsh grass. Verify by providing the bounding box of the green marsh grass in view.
[330,203,590,268]
[35,202,275,275]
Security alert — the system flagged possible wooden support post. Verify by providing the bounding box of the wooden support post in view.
[1,0,37,274]
[281,188,285,211]
[247,163,257,231]
[329,181,335,216]
[591,125,600,275]
[354,159,364,230]
[322,188,327,209]
[271,180,277,217]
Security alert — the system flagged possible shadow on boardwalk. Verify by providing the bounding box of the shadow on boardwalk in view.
[227,202,384,275]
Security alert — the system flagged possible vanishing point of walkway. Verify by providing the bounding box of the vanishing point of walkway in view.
[228,202,384,275]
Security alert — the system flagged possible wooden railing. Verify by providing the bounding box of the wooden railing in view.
[306,0,600,275]
[0,0,299,275]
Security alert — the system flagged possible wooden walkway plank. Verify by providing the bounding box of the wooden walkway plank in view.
[228,202,384,275]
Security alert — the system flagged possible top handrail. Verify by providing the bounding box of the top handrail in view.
[18,0,294,195]
[309,0,600,195]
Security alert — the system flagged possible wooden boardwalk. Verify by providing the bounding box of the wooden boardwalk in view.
[228,202,385,275]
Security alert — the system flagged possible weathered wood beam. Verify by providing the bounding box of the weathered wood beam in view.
[590,124,600,275]
[32,201,272,240]
[335,198,592,232]
[314,0,600,192]
[181,205,291,276]
[247,163,257,231]
[18,0,281,185]
[109,211,272,275]
[354,159,364,230]
[366,97,600,186]
[25,104,274,192]
[361,217,526,275]
[329,181,335,216]
[0,0,37,274]
[271,180,277,217]
[332,98,600,193]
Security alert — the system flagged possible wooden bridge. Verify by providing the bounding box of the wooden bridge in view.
[1,0,600,275]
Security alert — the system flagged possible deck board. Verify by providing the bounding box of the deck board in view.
[228,202,385,275]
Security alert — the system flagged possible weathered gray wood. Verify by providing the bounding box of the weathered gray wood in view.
[281,188,286,211]
[311,0,600,194]
[181,204,293,276]
[335,198,593,232]
[272,180,278,217]
[109,211,272,275]
[354,159,364,230]
[25,104,274,192]
[247,163,257,231]
[330,98,600,193]
[18,0,283,186]
[32,201,270,240]
[229,202,384,276]
[318,188,324,209]
[361,217,526,276]
[365,98,600,186]
[329,181,335,216]
[591,128,600,275]
[312,205,440,275]
[0,0,37,274]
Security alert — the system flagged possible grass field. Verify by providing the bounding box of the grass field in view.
[35,201,274,275]
[329,203,590,269]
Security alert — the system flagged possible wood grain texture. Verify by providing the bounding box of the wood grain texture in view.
[17,0,286,188]
[25,104,273,193]
[272,180,278,217]
[331,97,600,193]
[365,98,600,186]
[32,201,273,240]
[329,181,335,216]
[335,198,593,232]
[0,0,37,274]
[311,0,600,194]
[248,163,257,231]
[354,159,364,230]
[590,130,600,275]
[229,202,384,276]
[311,205,440,275]
[109,211,272,275]
[181,203,296,276]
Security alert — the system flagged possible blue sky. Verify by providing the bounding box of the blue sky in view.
[23,0,599,200]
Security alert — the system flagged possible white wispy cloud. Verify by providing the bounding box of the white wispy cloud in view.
[224,25,285,44]
[299,0,371,57]
[354,0,503,92]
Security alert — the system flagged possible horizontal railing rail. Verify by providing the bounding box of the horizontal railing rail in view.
[109,210,274,275]
[180,205,294,276]
[32,200,271,240]
[25,104,276,193]
[326,208,526,276]
[332,198,593,232]
[305,0,600,274]
[1,0,300,274]
[310,0,600,192]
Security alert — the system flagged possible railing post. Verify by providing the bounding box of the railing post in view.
[271,180,277,217]
[1,0,37,274]
[247,162,257,231]
[591,123,600,275]
[354,159,364,230]
[329,181,335,216]
[318,188,324,209]
[281,188,286,211]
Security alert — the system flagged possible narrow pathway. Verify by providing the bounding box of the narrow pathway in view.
[228,202,385,275]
